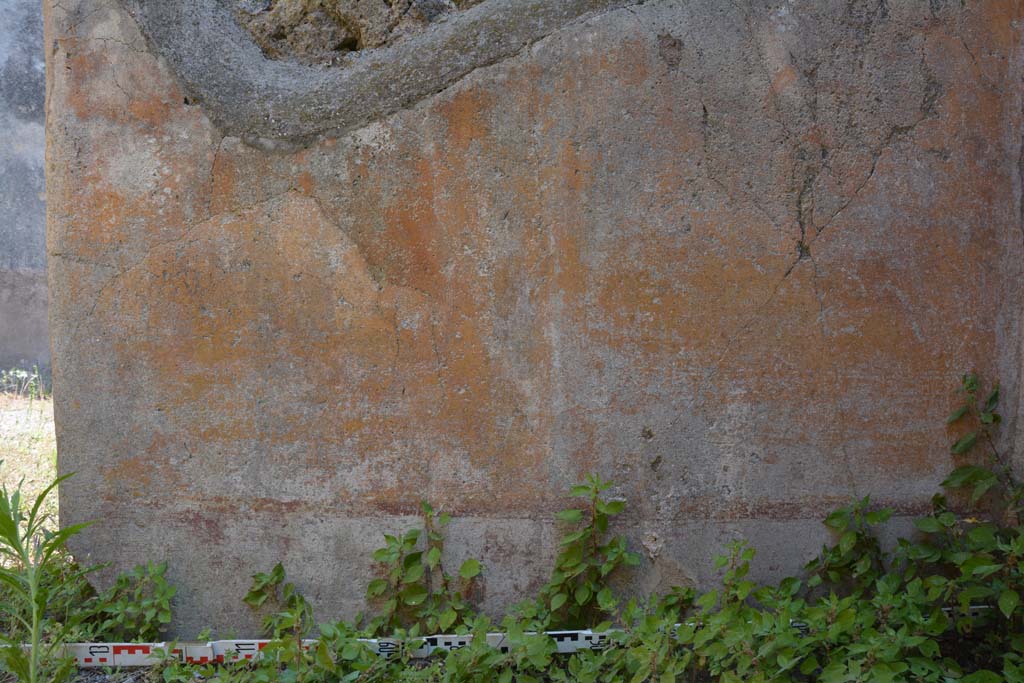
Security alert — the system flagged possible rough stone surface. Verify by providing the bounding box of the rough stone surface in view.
[48,0,1024,637]
[235,0,483,65]
[115,0,637,143]
[0,0,48,370]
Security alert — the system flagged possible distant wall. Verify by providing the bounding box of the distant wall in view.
[0,0,48,371]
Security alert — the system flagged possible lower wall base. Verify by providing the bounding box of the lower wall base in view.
[64,511,918,638]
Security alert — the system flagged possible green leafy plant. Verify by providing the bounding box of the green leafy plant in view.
[804,496,892,592]
[943,372,1019,518]
[0,365,48,400]
[244,562,315,641]
[28,373,1024,682]
[0,472,90,683]
[364,500,482,636]
[89,560,176,641]
[529,473,640,630]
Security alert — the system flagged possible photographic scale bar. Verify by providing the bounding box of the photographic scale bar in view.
[59,605,992,669]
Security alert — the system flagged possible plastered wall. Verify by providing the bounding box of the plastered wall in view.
[47,0,1024,635]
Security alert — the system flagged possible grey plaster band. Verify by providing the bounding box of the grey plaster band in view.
[119,0,636,145]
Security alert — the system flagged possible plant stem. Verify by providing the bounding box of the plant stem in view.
[27,551,40,683]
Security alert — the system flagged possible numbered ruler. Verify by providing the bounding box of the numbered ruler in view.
[64,628,620,668]
[59,606,995,669]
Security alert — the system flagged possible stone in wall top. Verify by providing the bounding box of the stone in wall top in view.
[120,0,632,146]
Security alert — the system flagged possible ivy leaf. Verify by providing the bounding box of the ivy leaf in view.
[1000,590,1019,618]
[425,546,441,569]
[459,559,481,580]
[550,593,568,611]
[574,584,592,605]
[951,431,978,454]
[914,517,943,534]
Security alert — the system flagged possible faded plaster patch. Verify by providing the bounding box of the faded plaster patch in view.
[101,136,166,196]
[349,121,396,153]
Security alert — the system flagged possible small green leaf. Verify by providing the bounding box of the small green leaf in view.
[914,517,943,534]
[839,531,857,555]
[971,477,998,504]
[824,510,849,531]
[865,509,892,525]
[985,386,999,411]
[550,593,568,611]
[696,590,718,611]
[556,509,583,523]
[316,641,334,669]
[403,563,424,584]
[574,584,592,605]
[366,578,388,597]
[603,499,625,515]
[439,607,458,631]
[951,431,978,454]
[400,584,428,606]
[1000,590,1019,618]
[946,404,969,425]
[459,558,481,580]
[971,563,1003,578]
[962,671,1002,683]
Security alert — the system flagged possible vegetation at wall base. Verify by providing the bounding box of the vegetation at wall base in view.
[2,373,1024,681]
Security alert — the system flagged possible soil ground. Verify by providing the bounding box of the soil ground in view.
[0,392,57,521]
